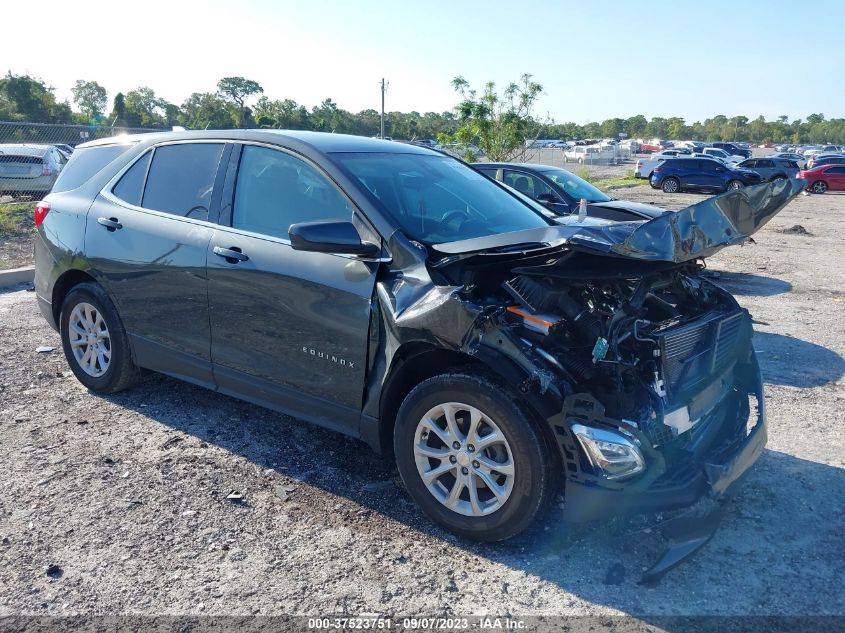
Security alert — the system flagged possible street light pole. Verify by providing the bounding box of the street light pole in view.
[380,78,388,139]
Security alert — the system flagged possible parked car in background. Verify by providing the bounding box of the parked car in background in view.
[690,153,730,166]
[634,150,691,179]
[735,157,800,182]
[769,152,808,168]
[702,147,744,164]
[0,143,67,198]
[806,154,845,169]
[650,157,763,193]
[711,142,752,159]
[798,164,845,193]
[475,162,667,221]
[563,144,614,164]
[638,140,664,154]
[53,144,75,159]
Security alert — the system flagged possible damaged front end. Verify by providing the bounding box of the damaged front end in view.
[364,180,800,573]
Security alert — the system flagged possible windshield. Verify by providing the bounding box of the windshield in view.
[542,168,612,203]
[332,152,550,243]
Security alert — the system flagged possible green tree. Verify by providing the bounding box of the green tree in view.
[71,79,107,119]
[124,86,168,127]
[440,74,543,161]
[216,77,263,127]
[666,117,688,140]
[179,92,234,129]
[109,92,126,126]
[0,72,71,122]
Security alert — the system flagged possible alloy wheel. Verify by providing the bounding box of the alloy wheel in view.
[812,181,827,194]
[413,402,515,517]
[67,302,111,377]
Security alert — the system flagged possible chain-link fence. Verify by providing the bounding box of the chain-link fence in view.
[0,120,161,148]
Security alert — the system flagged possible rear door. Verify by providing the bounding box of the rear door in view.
[206,143,379,434]
[754,158,775,179]
[825,166,845,190]
[85,141,230,387]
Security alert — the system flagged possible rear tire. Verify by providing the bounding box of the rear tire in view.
[661,177,680,193]
[811,180,828,194]
[394,373,556,542]
[60,282,139,393]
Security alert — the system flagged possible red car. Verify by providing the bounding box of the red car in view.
[798,164,845,193]
[639,142,664,154]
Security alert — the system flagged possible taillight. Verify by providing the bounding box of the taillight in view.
[34,201,50,227]
[654,165,663,172]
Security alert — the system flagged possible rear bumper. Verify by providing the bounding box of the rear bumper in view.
[561,355,766,522]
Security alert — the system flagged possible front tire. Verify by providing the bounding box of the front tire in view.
[60,282,139,393]
[727,179,744,191]
[662,177,680,193]
[394,373,556,541]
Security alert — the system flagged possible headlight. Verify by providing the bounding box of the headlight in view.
[570,423,645,480]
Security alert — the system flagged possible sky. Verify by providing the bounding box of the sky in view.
[4,0,845,124]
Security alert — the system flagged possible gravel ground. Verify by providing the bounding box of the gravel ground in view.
[0,185,843,620]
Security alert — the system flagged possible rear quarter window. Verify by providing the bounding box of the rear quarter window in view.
[112,151,152,206]
[51,144,134,193]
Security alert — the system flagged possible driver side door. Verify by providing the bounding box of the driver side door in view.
[206,144,380,434]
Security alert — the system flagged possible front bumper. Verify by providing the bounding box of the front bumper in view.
[559,354,767,522]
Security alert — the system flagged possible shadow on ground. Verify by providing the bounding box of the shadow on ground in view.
[92,372,845,615]
[753,331,845,387]
[709,272,793,297]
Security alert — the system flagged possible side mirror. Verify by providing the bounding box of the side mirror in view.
[535,192,564,208]
[289,220,381,258]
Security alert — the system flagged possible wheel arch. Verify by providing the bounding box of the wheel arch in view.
[51,269,99,326]
[373,343,561,462]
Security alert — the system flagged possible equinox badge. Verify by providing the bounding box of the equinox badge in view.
[302,347,355,369]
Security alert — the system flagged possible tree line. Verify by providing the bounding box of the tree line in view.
[2,71,845,145]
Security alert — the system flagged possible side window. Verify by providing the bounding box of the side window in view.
[741,160,756,168]
[142,143,225,220]
[112,152,152,206]
[474,167,498,179]
[757,159,774,168]
[503,170,553,199]
[827,167,845,174]
[232,145,353,240]
[52,144,133,193]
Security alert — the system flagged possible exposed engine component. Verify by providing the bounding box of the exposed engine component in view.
[498,266,748,444]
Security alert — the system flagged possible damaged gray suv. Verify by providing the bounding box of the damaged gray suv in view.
[34,131,802,572]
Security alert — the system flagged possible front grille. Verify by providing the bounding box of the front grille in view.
[658,309,751,400]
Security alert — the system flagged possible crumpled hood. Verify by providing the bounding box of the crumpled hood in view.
[588,199,668,220]
[433,179,804,263]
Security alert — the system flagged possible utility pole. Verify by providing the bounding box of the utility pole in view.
[380,78,388,139]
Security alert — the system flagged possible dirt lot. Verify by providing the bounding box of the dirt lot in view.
[0,185,843,621]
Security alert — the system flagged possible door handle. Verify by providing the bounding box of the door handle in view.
[213,246,249,263]
[97,217,122,231]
